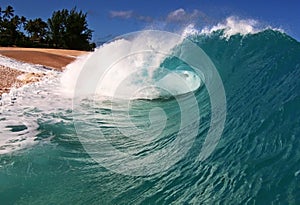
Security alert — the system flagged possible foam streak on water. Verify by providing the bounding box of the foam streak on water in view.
[0,56,62,154]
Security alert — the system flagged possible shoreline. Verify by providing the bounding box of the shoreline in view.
[0,47,88,96]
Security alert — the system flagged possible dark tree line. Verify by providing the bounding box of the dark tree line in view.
[0,6,96,51]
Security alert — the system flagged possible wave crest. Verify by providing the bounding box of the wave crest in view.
[182,16,285,39]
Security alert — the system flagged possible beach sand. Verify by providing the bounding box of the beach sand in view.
[0,47,88,96]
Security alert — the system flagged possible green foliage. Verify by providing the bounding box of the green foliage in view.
[0,6,21,46]
[47,9,68,48]
[0,5,95,50]
[25,18,48,43]
[47,8,94,50]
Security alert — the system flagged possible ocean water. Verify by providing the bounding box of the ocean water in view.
[1,18,300,204]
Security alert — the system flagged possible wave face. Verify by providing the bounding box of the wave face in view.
[1,27,300,204]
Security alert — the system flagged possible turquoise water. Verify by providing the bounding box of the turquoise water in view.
[1,29,300,204]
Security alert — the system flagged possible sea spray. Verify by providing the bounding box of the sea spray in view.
[61,31,184,99]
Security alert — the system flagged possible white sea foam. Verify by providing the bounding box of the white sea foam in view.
[0,55,63,154]
[60,52,93,97]
[182,24,200,38]
[201,16,259,38]
[0,55,52,73]
[0,75,71,154]
[181,16,284,39]
[0,55,58,102]
[60,31,185,99]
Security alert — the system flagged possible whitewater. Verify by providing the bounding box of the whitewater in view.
[0,17,300,204]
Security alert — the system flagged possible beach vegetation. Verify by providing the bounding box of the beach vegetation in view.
[0,5,95,51]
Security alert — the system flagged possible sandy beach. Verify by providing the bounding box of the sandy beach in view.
[0,47,88,95]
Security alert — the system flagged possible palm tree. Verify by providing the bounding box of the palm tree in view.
[10,15,22,44]
[20,16,27,28]
[25,18,48,43]
[11,15,20,27]
[2,5,14,20]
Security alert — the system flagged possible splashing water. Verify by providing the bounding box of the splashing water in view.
[61,30,204,100]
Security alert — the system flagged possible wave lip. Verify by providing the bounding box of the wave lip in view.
[182,16,285,40]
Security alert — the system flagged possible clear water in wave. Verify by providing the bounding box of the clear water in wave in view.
[1,18,300,204]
